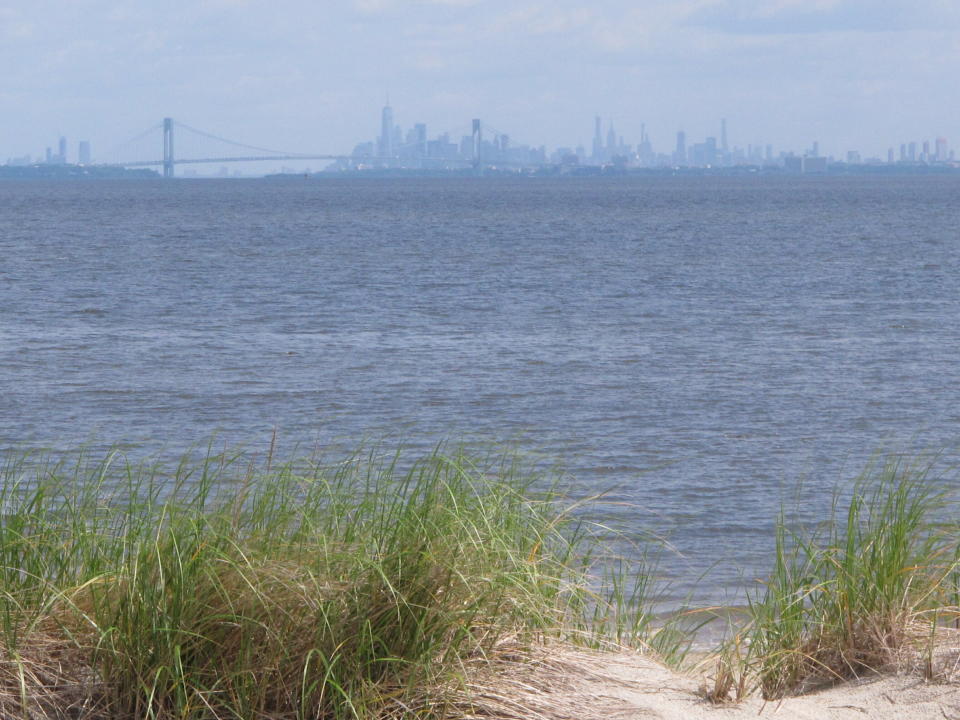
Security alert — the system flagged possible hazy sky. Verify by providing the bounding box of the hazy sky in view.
[3,0,959,162]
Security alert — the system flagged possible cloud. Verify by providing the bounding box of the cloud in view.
[352,0,394,12]
[688,0,960,34]
[0,8,33,40]
[2,0,960,161]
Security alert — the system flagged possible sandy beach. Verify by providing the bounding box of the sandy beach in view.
[463,638,960,720]
[595,656,959,719]
[530,657,960,719]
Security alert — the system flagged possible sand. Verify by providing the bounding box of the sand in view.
[462,639,960,720]
[5,634,960,718]
[588,653,960,719]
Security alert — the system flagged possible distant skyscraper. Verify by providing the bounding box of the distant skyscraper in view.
[606,120,616,155]
[58,136,67,164]
[637,124,653,166]
[720,118,728,155]
[936,137,948,162]
[908,141,917,162]
[414,124,427,157]
[78,141,91,165]
[675,131,686,165]
[887,148,894,164]
[705,136,717,165]
[592,116,603,163]
[379,103,394,158]
[471,119,482,169]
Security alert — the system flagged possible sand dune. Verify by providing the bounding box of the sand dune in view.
[464,643,960,720]
[592,653,960,720]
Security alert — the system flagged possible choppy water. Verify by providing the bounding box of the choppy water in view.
[3,175,960,605]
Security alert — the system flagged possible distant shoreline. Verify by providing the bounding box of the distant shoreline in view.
[0,164,159,179]
[4,162,960,181]
[277,163,960,178]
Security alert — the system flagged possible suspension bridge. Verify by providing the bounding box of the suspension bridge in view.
[106,117,528,177]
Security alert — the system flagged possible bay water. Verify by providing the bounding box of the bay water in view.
[3,175,960,606]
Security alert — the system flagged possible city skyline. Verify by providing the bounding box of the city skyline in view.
[7,105,953,175]
[2,1,959,164]
[345,101,955,171]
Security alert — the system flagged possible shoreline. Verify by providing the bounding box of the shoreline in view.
[492,643,960,719]
[0,445,956,718]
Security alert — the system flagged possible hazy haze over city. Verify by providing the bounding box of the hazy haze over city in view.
[2,0,959,161]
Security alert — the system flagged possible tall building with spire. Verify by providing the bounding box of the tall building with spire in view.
[592,116,603,164]
[378,102,394,158]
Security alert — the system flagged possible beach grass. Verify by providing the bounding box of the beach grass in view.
[709,453,960,701]
[4,443,957,716]
[0,445,671,720]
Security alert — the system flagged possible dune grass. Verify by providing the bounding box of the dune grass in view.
[708,453,960,702]
[0,445,671,720]
[6,441,955,716]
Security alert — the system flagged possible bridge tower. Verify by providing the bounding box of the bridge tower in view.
[471,119,482,176]
[162,118,175,178]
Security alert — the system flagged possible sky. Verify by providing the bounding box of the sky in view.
[2,0,960,163]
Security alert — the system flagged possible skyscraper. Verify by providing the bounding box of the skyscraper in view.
[720,118,728,156]
[78,141,91,165]
[705,137,717,166]
[936,137,948,162]
[58,136,67,164]
[592,116,603,163]
[471,119,482,170]
[378,103,394,158]
[674,131,686,165]
[414,124,427,158]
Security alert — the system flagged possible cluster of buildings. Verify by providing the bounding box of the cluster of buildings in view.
[344,104,547,170]
[340,104,955,174]
[2,111,954,176]
[6,136,91,167]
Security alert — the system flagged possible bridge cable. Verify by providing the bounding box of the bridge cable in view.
[104,122,165,163]
[173,121,312,158]
[119,122,165,146]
